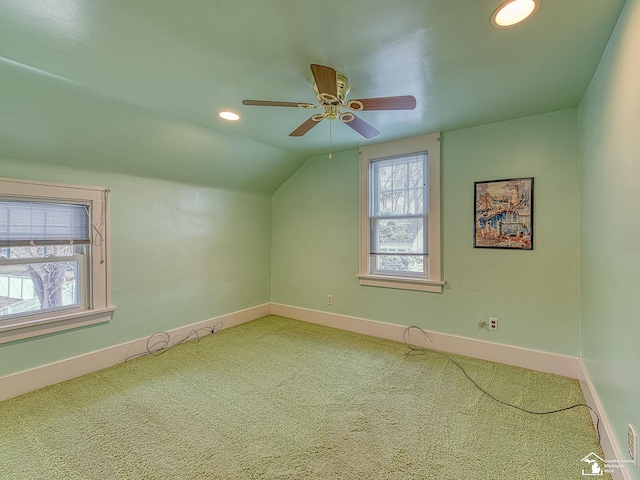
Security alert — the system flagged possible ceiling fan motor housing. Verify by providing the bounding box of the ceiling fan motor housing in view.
[312,72,353,119]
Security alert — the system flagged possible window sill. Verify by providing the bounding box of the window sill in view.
[0,306,117,345]
[357,274,444,293]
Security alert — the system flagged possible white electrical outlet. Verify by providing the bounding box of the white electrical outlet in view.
[629,424,637,467]
[489,317,498,331]
[327,294,333,306]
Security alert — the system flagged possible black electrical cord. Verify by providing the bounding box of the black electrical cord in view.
[125,321,223,362]
[403,326,601,443]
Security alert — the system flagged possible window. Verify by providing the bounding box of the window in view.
[358,133,443,292]
[0,177,115,344]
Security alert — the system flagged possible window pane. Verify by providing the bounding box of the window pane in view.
[372,154,426,217]
[374,254,425,274]
[369,152,428,277]
[0,258,81,318]
[372,217,426,254]
[0,245,82,260]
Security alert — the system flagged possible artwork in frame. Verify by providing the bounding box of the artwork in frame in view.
[474,177,533,250]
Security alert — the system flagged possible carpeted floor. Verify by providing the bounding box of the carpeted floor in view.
[0,315,609,479]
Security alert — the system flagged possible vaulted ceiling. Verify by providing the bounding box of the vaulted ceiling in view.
[0,0,627,194]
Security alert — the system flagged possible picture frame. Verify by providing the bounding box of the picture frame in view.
[474,177,534,250]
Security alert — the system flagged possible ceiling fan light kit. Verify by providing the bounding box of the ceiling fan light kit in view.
[242,64,416,139]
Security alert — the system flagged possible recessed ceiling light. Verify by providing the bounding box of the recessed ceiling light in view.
[491,0,539,28]
[219,111,240,121]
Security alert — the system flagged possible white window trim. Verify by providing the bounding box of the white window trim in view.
[358,133,443,293]
[0,177,116,344]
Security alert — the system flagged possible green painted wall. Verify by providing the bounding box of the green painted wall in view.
[579,0,640,475]
[0,156,271,377]
[272,109,581,355]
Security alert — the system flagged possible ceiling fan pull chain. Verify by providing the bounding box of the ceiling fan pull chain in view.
[329,120,333,159]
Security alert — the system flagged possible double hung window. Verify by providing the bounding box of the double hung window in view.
[0,177,115,344]
[358,134,443,292]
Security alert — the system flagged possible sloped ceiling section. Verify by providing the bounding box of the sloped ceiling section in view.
[0,0,626,194]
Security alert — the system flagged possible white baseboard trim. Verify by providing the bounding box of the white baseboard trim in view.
[0,303,270,402]
[272,303,579,378]
[577,359,630,480]
[1,303,579,401]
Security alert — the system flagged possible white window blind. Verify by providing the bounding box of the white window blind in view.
[0,199,90,247]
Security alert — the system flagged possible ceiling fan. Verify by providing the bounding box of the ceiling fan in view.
[242,64,416,139]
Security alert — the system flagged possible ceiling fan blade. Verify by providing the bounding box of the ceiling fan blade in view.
[348,95,417,111]
[310,64,338,100]
[289,116,323,137]
[242,100,306,108]
[342,114,380,139]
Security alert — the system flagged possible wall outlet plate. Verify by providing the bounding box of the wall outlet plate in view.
[489,317,498,331]
[629,424,638,467]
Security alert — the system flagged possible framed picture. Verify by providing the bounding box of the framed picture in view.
[474,177,533,250]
